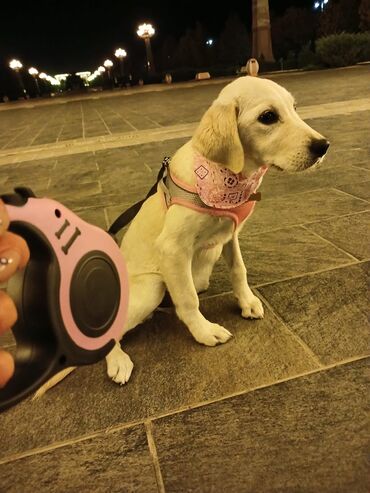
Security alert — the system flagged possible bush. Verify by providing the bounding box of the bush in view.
[316,31,370,67]
[284,50,298,69]
[168,68,197,82]
[209,65,238,77]
[297,42,321,69]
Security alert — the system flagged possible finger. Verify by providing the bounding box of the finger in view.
[0,231,30,281]
[0,200,10,236]
[0,350,15,388]
[0,291,17,334]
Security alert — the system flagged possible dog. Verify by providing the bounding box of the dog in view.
[104,75,330,385]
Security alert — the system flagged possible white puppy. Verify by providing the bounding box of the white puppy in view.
[106,75,330,385]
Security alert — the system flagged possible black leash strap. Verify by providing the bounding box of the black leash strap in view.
[108,157,171,237]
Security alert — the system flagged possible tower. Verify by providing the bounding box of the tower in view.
[252,0,275,62]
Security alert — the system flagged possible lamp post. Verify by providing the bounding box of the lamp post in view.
[114,48,127,78]
[28,67,40,95]
[137,23,155,74]
[104,59,113,77]
[103,59,113,87]
[9,59,27,98]
[314,0,329,11]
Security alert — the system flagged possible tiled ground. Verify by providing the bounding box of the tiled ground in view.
[0,66,369,492]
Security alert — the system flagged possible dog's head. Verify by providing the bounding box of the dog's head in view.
[192,76,329,175]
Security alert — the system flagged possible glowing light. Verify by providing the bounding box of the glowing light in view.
[97,66,106,73]
[37,73,60,85]
[76,71,91,80]
[115,48,127,59]
[55,73,70,82]
[206,39,213,46]
[137,23,155,38]
[104,59,113,68]
[314,0,329,9]
[28,67,38,76]
[46,75,60,86]
[9,59,22,70]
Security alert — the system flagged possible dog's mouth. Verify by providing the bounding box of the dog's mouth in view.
[270,163,284,172]
[269,155,325,173]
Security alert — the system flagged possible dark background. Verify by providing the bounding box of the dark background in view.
[0,0,313,73]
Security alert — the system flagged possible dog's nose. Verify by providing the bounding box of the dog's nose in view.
[309,138,330,158]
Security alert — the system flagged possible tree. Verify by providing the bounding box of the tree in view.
[159,35,178,71]
[318,0,361,36]
[271,7,317,59]
[172,22,208,69]
[359,0,370,30]
[217,13,250,66]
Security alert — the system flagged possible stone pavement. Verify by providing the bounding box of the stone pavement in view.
[0,65,369,492]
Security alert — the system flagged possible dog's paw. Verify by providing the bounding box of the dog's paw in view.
[241,294,264,319]
[107,351,134,385]
[193,322,233,347]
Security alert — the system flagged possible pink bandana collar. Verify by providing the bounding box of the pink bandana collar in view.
[194,155,268,209]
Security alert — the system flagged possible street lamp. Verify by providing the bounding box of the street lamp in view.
[9,59,27,97]
[103,59,113,80]
[137,23,156,74]
[115,48,127,78]
[28,67,40,95]
[314,0,329,11]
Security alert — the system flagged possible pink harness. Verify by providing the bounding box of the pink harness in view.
[160,156,267,228]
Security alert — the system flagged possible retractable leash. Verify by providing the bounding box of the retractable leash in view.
[0,159,169,411]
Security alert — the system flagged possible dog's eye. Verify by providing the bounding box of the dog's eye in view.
[258,110,279,125]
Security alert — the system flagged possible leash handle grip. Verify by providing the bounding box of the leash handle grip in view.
[0,188,129,411]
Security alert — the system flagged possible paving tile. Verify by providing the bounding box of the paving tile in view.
[46,180,102,201]
[0,294,319,458]
[74,206,108,230]
[326,147,370,168]
[305,211,370,260]
[260,164,370,200]
[205,225,355,297]
[48,153,99,190]
[98,160,153,195]
[55,151,96,167]
[245,188,369,235]
[258,262,370,365]
[58,125,83,141]
[0,425,158,493]
[335,181,370,201]
[95,147,138,167]
[152,358,369,493]
[0,158,56,194]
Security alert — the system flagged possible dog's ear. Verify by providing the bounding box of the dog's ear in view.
[192,102,244,173]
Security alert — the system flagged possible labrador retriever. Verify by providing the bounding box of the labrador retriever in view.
[105,75,330,385]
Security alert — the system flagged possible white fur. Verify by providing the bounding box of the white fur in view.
[106,76,328,384]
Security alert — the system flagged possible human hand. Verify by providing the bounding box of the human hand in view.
[0,199,30,387]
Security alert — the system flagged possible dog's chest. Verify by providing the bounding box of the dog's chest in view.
[195,216,235,250]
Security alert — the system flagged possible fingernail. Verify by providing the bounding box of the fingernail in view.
[0,250,20,272]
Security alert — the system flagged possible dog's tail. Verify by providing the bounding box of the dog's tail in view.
[32,367,77,400]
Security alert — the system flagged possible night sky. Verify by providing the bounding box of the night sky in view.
[1,0,314,73]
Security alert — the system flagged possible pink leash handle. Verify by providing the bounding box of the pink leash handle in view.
[0,187,129,411]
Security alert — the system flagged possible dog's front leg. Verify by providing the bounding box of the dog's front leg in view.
[222,235,264,319]
[156,223,232,347]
